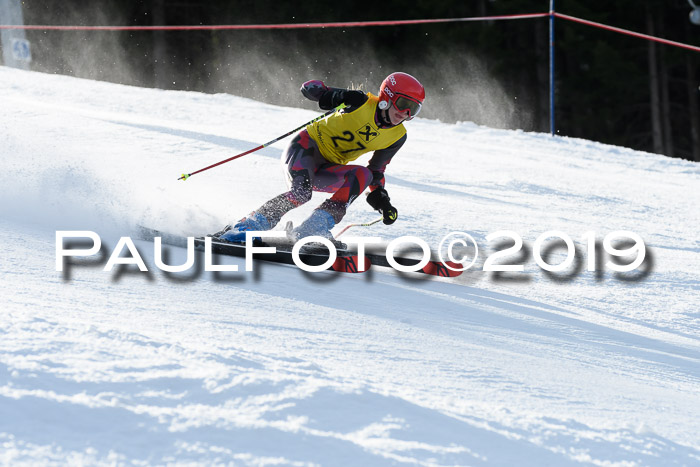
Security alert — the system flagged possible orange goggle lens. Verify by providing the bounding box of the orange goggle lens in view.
[394,95,422,117]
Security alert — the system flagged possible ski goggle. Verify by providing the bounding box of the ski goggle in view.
[393,95,422,117]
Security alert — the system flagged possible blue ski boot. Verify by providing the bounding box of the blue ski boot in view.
[219,212,271,243]
[289,209,335,241]
[289,209,348,250]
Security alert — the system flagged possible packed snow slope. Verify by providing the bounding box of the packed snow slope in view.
[1,67,699,466]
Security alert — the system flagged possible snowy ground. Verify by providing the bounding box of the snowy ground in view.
[1,66,699,466]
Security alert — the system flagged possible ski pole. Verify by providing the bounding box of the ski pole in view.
[178,103,346,181]
[335,216,383,238]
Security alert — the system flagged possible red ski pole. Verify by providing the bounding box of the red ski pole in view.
[178,103,345,181]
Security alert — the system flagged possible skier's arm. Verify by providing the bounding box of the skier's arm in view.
[318,88,368,110]
[366,135,406,190]
[365,135,406,225]
[300,80,368,111]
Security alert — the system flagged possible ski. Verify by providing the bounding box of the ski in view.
[137,227,461,277]
[359,250,463,278]
[204,238,460,277]
[136,227,369,274]
[199,236,370,273]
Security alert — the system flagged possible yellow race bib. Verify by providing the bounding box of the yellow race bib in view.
[307,93,406,165]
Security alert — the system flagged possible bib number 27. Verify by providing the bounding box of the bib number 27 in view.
[331,131,366,154]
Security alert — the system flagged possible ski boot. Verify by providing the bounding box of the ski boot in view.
[288,209,346,250]
[218,212,271,244]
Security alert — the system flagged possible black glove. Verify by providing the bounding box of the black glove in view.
[300,80,329,102]
[366,188,398,225]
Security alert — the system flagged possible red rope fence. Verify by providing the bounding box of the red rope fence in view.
[554,13,700,53]
[0,13,548,31]
[1,12,696,52]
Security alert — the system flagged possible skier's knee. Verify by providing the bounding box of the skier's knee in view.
[353,166,373,191]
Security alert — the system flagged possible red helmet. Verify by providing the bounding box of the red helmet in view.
[378,72,425,120]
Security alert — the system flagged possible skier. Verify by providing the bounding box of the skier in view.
[218,72,425,244]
